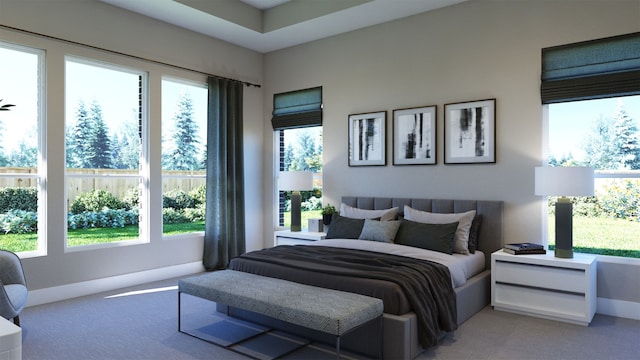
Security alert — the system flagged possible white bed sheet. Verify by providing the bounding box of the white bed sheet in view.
[306,239,485,288]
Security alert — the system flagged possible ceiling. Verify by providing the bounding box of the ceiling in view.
[100,0,467,53]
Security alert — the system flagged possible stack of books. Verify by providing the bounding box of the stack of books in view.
[503,242,546,255]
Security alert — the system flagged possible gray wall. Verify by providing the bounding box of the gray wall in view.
[262,0,640,311]
[0,0,265,291]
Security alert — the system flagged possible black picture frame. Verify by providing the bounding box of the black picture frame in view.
[393,105,437,165]
[348,111,386,166]
[444,99,496,164]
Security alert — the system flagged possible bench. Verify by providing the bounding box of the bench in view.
[178,270,384,358]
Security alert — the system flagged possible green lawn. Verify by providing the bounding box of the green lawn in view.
[0,222,205,252]
[548,216,640,258]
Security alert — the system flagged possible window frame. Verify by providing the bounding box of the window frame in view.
[0,42,47,258]
[160,76,208,238]
[63,55,150,251]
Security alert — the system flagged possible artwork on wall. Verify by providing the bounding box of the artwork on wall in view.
[348,111,386,166]
[393,105,437,165]
[444,99,496,164]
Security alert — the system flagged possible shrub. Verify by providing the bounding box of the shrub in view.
[163,208,188,224]
[0,187,38,213]
[163,189,196,210]
[301,196,322,211]
[183,205,205,222]
[0,210,38,234]
[189,185,206,206]
[70,189,125,213]
[68,208,138,229]
[597,179,640,222]
[122,188,139,210]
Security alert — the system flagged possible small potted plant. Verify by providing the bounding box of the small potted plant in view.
[321,204,336,226]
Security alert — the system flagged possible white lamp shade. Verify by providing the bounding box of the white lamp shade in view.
[278,171,314,191]
[535,166,595,197]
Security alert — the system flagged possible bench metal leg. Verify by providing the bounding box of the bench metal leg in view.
[336,336,340,359]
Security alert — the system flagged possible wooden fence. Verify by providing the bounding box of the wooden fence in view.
[0,167,206,204]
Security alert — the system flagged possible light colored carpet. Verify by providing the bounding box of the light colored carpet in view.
[19,275,640,360]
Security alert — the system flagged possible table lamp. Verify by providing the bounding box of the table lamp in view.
[279,171,314,232]
[535,166,594,258]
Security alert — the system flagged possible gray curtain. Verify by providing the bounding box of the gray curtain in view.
[203,77,245,270]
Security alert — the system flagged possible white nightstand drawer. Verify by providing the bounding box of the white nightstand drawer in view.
[494,283,588,318]
[494,260,587,293]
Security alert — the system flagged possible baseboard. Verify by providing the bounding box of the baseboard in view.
[597,297,640,320]
[26,261,205,307]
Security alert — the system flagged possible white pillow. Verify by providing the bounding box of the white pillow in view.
[340,203,399,221]
[403,205,476,255]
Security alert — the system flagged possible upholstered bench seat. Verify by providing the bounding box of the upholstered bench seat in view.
[178,270,383,357]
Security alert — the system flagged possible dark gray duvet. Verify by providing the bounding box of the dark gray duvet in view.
[228,245,457,347]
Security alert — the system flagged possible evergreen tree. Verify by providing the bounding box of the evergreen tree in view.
[611,101,640,169]
[69,101,94,168]
[89,101,113,169]
[8,141,37,167]
[164,93,200,170]
[112,119,141,170]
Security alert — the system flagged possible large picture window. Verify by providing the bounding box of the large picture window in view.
[0,43,45,256]
[161,78,207,236]
[65,57,147,249]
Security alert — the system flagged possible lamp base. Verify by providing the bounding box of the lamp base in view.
[554,248,573,258]
[290,191,302,232]
[555,199,573,258]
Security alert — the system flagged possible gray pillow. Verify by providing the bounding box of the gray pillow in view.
[358,219,402,243]
[395,220,459,254]
[325,214,365,239]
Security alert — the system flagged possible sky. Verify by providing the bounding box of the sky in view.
[548,95,640,162]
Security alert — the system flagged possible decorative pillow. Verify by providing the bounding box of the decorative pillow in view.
[325,214,365,239]
[395,219,458,254]
[340,203,399,221]
[358,219,402,243]
[467,214,483,254]
[403,206,477,255]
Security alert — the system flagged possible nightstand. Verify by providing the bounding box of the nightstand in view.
[274,229,326,246]
[491,249,597,326]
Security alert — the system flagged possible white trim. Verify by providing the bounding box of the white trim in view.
[26,261,204,307]
[597,297,640,320]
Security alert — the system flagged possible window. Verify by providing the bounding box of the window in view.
[547,96,640,258]
[161,78,207,236]
[65,57,147,249]
[0,43,45,256]
[272,87,323,230]
[542,32,640,258]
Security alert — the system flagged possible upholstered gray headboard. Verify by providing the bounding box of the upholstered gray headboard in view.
[342,196,504,270]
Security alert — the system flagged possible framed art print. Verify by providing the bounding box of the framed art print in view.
[444,99,496,164]
[393,105,436,165]
[348,111,386,166]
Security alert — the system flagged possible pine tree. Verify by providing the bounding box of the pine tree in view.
[165,93,200,170]
[89,101,113,169]
[69,101,94,168]
[611,101,640,170]
[112,120,141,170]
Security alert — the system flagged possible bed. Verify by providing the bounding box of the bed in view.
[225,196,504,359]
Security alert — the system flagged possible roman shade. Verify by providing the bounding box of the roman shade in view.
[271,86,322,129]
[541,32,640,104]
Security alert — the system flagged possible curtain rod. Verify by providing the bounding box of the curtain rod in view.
[0,24,262,88]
